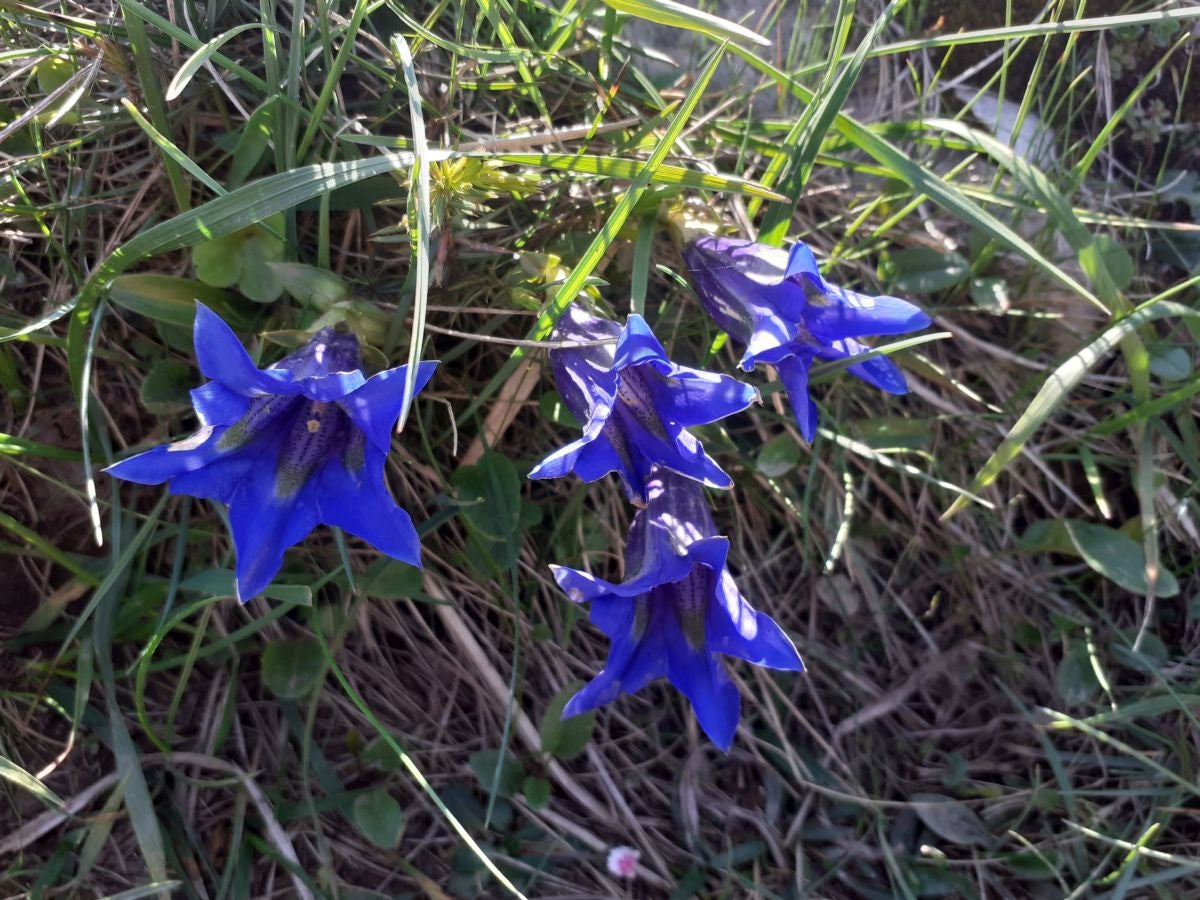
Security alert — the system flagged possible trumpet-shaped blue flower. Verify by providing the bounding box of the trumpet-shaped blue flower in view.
[529,304,758,503]
[108,303,437,601]
[683,236,931,440]
[552,468,803,750]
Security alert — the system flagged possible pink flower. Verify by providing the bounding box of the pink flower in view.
[606,845,640,879]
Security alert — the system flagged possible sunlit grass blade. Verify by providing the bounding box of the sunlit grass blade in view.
[492,152,786,200]
[600,0,770,47]
[757,0,905,242]
[457,43,729,426]
[0,755,65,809]
[730,45,1101,308]
[393,34,430,432]
[165,23,263,101]
[944,299,1200,518]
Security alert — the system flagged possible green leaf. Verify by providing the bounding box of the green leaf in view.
[539,682,596,760]
[883,247,970,294]
[361,559,423,599]
[1005,850,1061,880]
[911,794,993,847]
[756,433,802,478]
[268,262,350,308]
[1056,640,1101,706]
[192,237,242,288]
[108,274,246,328]
[165,23,262,101]
[260,636,325,700]
[521,775,551,811]
[968,276,1010,312]
[1063,519,1180,597]
[452,452,523,543]
[468,750,524,798]
[1148,343,1191,381]
[139,358,193,415]
[350,788,405,850]
[1095,235,1134,291]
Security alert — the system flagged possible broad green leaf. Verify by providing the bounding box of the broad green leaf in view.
[260,637,325,700]
[1064,519,1180,597]
[268,262,350,307]
[969,276,1010,312]
[911,793,992,847]
[180,568,312,605]
[600,0,770,47]
[882,246,970,294]
[139,358,192,414]
[945,299,1200,517]
[351,788,406,850]
[539,682,596,760]
[166,23,262,101]
[108,274,247,328]
[756,433,802,478]
[1148,344,1191,381]
[468,750,524,798]
[521,775,551,811]
[1056,640,1101,706]
[452,452,523,543]
[361,559,423,599]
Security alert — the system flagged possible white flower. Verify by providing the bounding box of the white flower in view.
[606,845,640,879]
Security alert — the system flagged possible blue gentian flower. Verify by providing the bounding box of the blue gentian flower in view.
[529,304,759,503]
[552,468,803,750]
[683,236,931,440]
[108,303,437,601]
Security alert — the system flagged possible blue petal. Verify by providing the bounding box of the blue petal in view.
[290,369,367,402]
[643,365,758,427]
[227,463,320,601]
[617,416,734,492]
[612,315,671,370]
[772,354,820,441]
[693,546,803,671]
[193,303,293,397]
[782,241,824,292]
[551,545,692,602]
[106,426,226,484]
[190,382,251,427]
[815,338,910,394]
[805,287,932,343]
[663,615,740,750]
[340,360,439,452]
[168,449,257,503]
[315,445,422,567]
[529,399,640,493]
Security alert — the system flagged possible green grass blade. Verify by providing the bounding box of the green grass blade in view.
[295,0,371,160]
[165,22,263,101]
[457,44,729,428]
[394,34,430,432]
[0,755,65,809]
[758,0,906,243]
[730,45,1101,307]
[600,0,770,47]
[944,299,1200,518]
